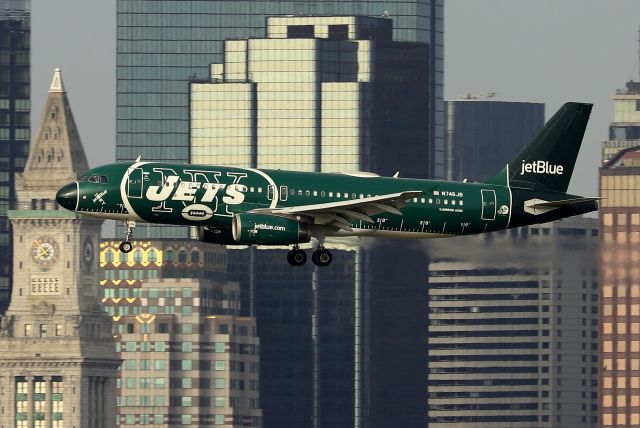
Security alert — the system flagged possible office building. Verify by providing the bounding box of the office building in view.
[189,16,431,428]
[0,0,30,313]
[599,80,640,428]
[191,15,430,178]
[99,240,261,427]
[428,217,599,427]
[445,99,544,182]
[0,69,119,428]
[116,0,443,238]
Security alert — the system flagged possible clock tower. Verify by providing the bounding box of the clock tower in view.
[0,69,119,428]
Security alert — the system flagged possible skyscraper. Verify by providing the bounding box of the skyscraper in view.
[0,69,119,428]
[599,80,640,428]
[0,0,30,312]
[116,0,444,238]
[445,99,544,182]
[189,16,431,428]
[427,218,599,427]
[191,15,430,178]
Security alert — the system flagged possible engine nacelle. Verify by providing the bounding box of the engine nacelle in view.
[232,213,312,245]
[197,226,236,245]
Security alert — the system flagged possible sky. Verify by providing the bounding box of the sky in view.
[32,0,640,197]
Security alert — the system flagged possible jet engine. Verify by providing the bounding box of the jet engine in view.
[232,213,311,245]
[197,226,236,245]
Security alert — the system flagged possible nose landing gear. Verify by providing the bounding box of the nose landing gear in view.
[118,221,136,253]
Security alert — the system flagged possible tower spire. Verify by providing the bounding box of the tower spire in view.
[49,67,66,93]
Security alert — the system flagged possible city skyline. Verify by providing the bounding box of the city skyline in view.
[31,0,640,203]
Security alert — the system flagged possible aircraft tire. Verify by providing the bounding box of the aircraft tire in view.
[312,249,332,267]
[119,241,133,253]
[287,249,307,266]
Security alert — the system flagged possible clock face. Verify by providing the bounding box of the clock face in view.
[83,237,94,268]
[31,236,60,268]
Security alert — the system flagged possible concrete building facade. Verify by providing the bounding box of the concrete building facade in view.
[191,15,430,179]
[187,16,431,428]
[99,240,261,427]
[599,80,640,428]
[428,218,599,427]
[0,69,119,428]
[0,0,30,312]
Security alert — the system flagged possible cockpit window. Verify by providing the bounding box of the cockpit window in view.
[79,174,88,181]
[88,175,99,183]
[100,175,108,184]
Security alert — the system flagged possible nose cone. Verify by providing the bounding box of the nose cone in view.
[56,182,78,211]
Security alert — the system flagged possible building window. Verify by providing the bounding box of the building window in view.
[181,415,192,425]
[178,250,187,263]
[133,250,143,262]
[214,415,224,425]
[191,250,200,263]
[182,306,192,316]
[182,342,193,352]
[148,250,157,262]
[181,360,192,370]
[165,250,173,262]
[55,324,63,336]
[158,323,169,334]
[40,324,47,337]
[287,25,314,38]
[181,396,192,407]
[182,287,192,298]
[148,288,158,298]
[154,378,165,389]
[182,378,192,388]
[215,342,225,353]
[24,324,31,337]
[215,397,225,407]
[214,379,225,389]
[218,324,228,334]
[214,361,225,371]
[155,341,165,352]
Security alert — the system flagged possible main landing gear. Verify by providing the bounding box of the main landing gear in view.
[287,245,332,267]
[119,221,136,253]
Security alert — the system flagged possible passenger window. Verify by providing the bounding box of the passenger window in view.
[88,175,99,183]
[100,176,108,184]
[305,190,310,196]
[297,190,302,196]
[321,191,326,197]
[280,186,288,201]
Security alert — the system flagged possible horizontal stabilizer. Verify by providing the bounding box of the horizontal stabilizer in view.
[524,197,601,215]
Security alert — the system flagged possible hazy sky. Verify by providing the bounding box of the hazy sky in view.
[32,0,640,197]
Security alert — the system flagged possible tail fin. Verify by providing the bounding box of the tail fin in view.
[485,102,592,192]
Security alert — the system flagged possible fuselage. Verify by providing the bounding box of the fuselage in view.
[56,160,597,239]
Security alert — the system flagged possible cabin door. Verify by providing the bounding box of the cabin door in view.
[481,189,496,220]
[127,167,144,199]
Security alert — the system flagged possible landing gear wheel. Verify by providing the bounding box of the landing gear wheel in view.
[312,248,332,267]
[119,220,136,253]
[287,248,307,266]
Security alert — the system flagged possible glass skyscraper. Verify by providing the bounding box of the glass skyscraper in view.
[116,0,444,238]
[0,0,29,312]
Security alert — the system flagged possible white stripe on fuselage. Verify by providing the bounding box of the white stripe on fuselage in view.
[119,161,149,222]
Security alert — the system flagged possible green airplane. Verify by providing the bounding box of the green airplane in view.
[57,102,598,266]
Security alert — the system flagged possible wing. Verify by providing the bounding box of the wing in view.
[251,191,423,232]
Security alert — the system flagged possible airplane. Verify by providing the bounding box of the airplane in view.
[56,102,598,267]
